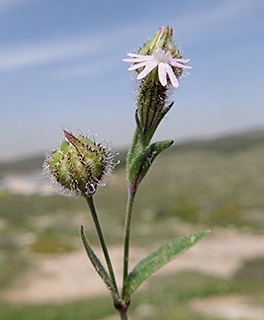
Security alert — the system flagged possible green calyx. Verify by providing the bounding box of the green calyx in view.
[137,75,167,129]
[138,26,177,56]
[47,130,110,196]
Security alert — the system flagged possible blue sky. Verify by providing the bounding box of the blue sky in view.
[0,0,263,160]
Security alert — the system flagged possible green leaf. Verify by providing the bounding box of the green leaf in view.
[123,230,211,299]
[128,139,174,184]
[80,226,118,300]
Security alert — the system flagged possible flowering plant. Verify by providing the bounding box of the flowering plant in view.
[44,26,210,320]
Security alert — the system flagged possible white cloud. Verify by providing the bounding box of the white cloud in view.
[0,37,97,72]
[0,0,260,74]
[0,25,140,74]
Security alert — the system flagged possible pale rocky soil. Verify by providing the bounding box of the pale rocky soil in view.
[191,295,264,320]
[2,228,264,320]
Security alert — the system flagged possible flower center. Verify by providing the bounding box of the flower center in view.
[152,48,170,63]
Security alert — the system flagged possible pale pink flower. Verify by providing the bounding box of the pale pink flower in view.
[123,48,191,88]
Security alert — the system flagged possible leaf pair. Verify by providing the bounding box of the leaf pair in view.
[81,225,210,302]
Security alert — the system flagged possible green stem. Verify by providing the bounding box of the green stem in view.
[126,128,141,169]
[122,190,136,298]
[85,195,119,296]
[119,310,128,320]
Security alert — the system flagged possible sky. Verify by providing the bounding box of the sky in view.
[0,0,263,160]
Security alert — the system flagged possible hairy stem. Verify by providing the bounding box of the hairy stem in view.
[122,190,136,298]
[85,195,119,296]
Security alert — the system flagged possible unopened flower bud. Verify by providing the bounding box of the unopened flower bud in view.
[43,130,117,197]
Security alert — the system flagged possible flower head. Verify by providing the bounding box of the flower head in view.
[123,26,192,130]
[43,130,117,197]
[123,48,191,88]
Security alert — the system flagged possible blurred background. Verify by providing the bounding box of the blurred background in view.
[0,0,264,319]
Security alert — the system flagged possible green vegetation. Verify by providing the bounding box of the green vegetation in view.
[1,259,263,319]
[0,155,45,176]
[30,235,75,253]
[0,296,114,320]
[0,129,263,319]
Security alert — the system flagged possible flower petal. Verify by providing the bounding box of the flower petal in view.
[122,58,137,62]
[165,63,179,88]
[169,58,192,69]
[172,62,192,69]
[128,61,148,71]
[173,58,190,63]
[158,62,167,86]
[137,60,158,79]
[122,56,152,63]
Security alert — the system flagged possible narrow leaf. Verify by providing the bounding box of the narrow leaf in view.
[123,230,211,299]
[137,140,173,183]
[80,226,118,299]
[128,139,174,184]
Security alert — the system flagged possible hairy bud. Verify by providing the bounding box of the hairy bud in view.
[43,130,117,197]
